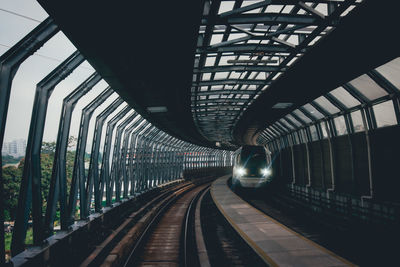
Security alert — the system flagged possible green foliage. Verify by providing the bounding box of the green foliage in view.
[25,228,33,245]
[40,153,53,203]
[41,141,56,155]
[5,232,12,252]
[2,166,21,221]
[2,139,77,223]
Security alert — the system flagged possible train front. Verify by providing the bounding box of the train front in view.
[232,146,272,188]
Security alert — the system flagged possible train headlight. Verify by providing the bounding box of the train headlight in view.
[236,167,247,176]
[261,168,272,177]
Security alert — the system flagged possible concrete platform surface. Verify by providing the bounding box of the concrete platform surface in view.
[210,175,356,267]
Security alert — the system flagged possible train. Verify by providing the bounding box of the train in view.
[232,145,273,188]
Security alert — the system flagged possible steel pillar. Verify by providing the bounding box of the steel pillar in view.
[12,51,84,255]
[44,72,101,234]
[100,105,130,206]
[86,97,124,213]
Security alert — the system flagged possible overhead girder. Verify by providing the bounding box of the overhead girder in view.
[201,13,322,26]
[196,98,248,104]
[193,0,362,145]
[197,44,295,54]
[194,79,266,87]
[193,65,283,73]
[194,109,239,114]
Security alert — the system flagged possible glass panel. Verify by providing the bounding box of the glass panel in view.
[210,34,223,45]
[334,116,348,136]
[299,129,308,143]
[349,74,388,101]
[292,109,312,124]
[294,132,300,144]
[275,119,292,132]
[350,110,365,132]
[314,96,340,114]
[227,33,247,41]
[303,104,324,120]
[275,121,287,133]
[285,114,302,127]
[272,128,281,138]
[219,55,236,66]
[375,57,400,91]
[218,1,235,14]
[320,122,328,139]
[373,100,397,128]
[329,87,360,108]
[205,56,216,66]
[202,73,211,80]
[309,125,319,141]
[214,72,229,79]
[266,128,277,138]
[279,119,294,131]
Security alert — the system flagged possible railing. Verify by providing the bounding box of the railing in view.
[286,184,400,226]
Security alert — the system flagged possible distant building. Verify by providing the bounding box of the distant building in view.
[2,139,27,158]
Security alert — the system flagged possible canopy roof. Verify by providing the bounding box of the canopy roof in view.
[37,0,399,150]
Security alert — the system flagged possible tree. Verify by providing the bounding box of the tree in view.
[2,139,78,223]
[68,136,77,150]
[41,141,56,155]
[3,166,21,221]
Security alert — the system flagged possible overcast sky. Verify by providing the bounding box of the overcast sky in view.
[0,0,134,153]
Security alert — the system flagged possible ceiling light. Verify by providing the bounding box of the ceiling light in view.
[272,103,293,109]
[146,106,168,113]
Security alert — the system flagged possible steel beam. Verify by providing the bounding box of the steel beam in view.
[100,105,130,206]
[119,116,143,199]
[12,51,84,254]
[0,18,58,260]
[193,65,282,73]
[110,113,136,202]
[69,87,114,221]
[197,44,292,54]
[202,13,320,26]
[87,97,124,213]
[194,79,266,87]
[44,72,101,234]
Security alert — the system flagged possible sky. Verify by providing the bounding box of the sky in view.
[0,0,134,153]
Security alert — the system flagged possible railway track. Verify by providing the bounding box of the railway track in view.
[123,183,209,267]
[79,178,207,267]
[80,176,266,267]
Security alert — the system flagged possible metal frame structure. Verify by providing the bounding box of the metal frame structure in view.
[0,18,233,263]
[191,0,362,146]
[257,57,400,205]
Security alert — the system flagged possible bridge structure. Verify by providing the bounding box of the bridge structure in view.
[1,0,399,266]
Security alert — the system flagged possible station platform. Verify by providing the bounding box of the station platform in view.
[210,175,355,267]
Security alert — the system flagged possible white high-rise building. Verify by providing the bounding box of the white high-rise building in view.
[1,139,27,158]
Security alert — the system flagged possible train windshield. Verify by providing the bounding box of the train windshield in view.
[239,146,267,170]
